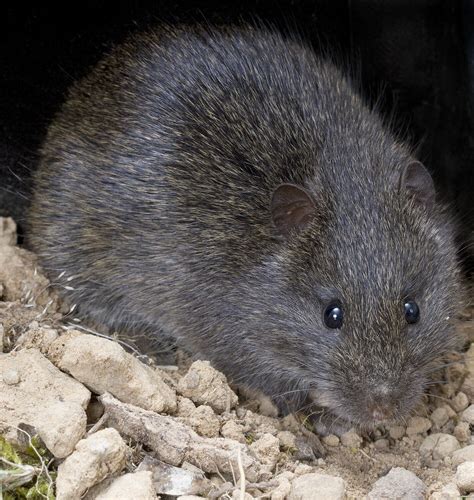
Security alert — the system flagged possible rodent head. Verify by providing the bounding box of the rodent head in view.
[267,161,462,429]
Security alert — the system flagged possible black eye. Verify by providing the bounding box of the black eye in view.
[324,303,344,329]
[404,300,420,324]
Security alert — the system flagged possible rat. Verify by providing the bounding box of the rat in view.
[28,25,463,433]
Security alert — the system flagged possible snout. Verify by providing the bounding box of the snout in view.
[344,374,426,428]
[366,398,395,422]
[364,384,405,423]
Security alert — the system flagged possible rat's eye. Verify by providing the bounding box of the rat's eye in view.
[404,300,420,324]
[324,303,343,329]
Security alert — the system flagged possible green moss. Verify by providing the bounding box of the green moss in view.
[245,432,256,445]
[0,436,55,499]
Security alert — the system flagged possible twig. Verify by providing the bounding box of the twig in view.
[237,448,246,500]
[87,412,109,436]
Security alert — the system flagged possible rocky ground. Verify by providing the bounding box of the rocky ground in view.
[0,215,473,500]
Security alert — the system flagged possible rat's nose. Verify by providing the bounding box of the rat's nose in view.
[368,403,394,422]
[367,389,396,421]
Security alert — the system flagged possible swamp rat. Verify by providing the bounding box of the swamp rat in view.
[29,25,462,432]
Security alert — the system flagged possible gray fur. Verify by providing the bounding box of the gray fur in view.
[28,25,463,429]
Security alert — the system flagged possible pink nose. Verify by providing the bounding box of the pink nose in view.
[368,404,394,422]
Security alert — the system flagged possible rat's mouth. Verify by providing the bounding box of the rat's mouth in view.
[307,387,415,434]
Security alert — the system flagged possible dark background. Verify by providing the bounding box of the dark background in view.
[2,1,473,275]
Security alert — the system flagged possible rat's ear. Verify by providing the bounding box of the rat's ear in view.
[399,161,435,209]
[271,183,316,236]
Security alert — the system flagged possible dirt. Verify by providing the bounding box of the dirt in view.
[0,216,473,499]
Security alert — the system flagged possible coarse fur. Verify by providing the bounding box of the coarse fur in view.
[28,25,463,431]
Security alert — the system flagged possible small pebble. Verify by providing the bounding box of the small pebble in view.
[249,433,280,469]
[443,455,453,466]
[188,404,221,438]
[451,391,469,412]
[278,431,297,450]
[455,461,474,493]
[2,369,20,385]
[430,407,449,429]
[429,482,460,500]
[94,471,155,500]
[374,438,389,450]
[176,397,196,416]
[454,422,471,443]
[340,430,362,448]
[289,472,346,500]
[419,433,460,460]
[177,360,238,414]
[452,445,474,466]
[373,428,382,438]
[322,434,340,447]
[388,425,405,440]
[441,404,457,419]
[406,416,432,436]
[271,474,292,500]
[220,420,246,443]
[294,464,314,476]
[461,404,474,425]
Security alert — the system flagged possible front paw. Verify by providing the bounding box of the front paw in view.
[304,407,353,437]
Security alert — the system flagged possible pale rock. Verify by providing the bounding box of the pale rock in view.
[419,433,460,460]
[2,369,20,385]
[340,430,362,448]
[289,472,346,500]
[177,360,238,413]
[406,416,432,435]
[0,348,90,456]
[429,482,460,500]
[430,407,450,429]
[294,464,313,476]
[250,433,280,469]
[137,456,212,497]
[221,420,246,443]
[451,392,469,412]
[93,471,155,500]
[271,473,293,500]
[322,434,340,447]
[461,372,474,401]
[374,438,389,450]
[100,392,260,482]
[56,428,127,500]
[0,219,57,307]
[439,404,456,419]
[16,324,59,353]
[452,445,474,466]
[187,405,221,438]
[36,401,87,458]
[277,430,297,450]
[454,422,471,442]
[368,467,426,500]
[176,396,197,416]
[461,404,474,425]
[455,461,474,493]
[388,425,406,440]
[50,331,177,413]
